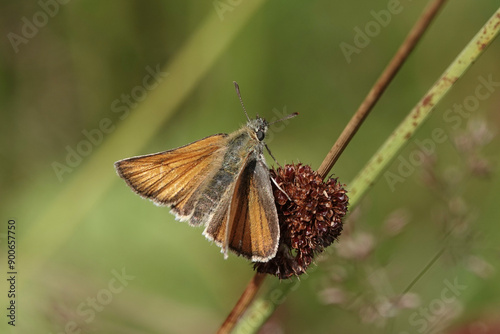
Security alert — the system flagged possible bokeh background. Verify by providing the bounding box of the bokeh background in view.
[1,1,500,333]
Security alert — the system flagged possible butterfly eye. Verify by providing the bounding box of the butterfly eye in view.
[256,130,265,141]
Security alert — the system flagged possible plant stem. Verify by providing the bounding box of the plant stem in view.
[348,6,500,205]
[220,1,448,332]
[217,273,266,334]
[220,0,448,332]
[317,0,448,179]
[230,5,500,334]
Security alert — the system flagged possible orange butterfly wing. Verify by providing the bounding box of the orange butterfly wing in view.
[114,134,228,224]
[204,155,279,262]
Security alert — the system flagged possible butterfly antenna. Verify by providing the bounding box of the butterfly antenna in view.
[268,112,299,125]
[233,81,251,122]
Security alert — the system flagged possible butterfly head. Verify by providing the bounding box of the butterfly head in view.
[247,117,268,142]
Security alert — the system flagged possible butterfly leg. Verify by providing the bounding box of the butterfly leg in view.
[259,158,291,201]
[265,143,282,167]
[270,173,292,202]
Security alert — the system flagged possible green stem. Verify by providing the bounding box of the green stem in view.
[235,7,500,333]
[348,7,500,207]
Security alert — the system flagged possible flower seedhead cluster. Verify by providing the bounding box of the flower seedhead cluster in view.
[254,163,348,278]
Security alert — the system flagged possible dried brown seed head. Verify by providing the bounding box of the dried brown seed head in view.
[254,163,349,278]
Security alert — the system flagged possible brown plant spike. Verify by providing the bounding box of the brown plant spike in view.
[254,163,349,278]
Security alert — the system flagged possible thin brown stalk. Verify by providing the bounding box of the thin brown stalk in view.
[217,273,267,334]
[317,0,448,179]
[218,0,448,332]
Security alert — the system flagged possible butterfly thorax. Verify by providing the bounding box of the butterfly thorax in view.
[186,121,267,226]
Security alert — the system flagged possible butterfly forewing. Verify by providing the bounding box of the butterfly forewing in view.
[204,153,279,262]
[115,134,228,222]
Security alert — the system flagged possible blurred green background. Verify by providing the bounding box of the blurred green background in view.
[1,1,500,333]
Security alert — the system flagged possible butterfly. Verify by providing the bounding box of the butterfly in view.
[115,82,297,262]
